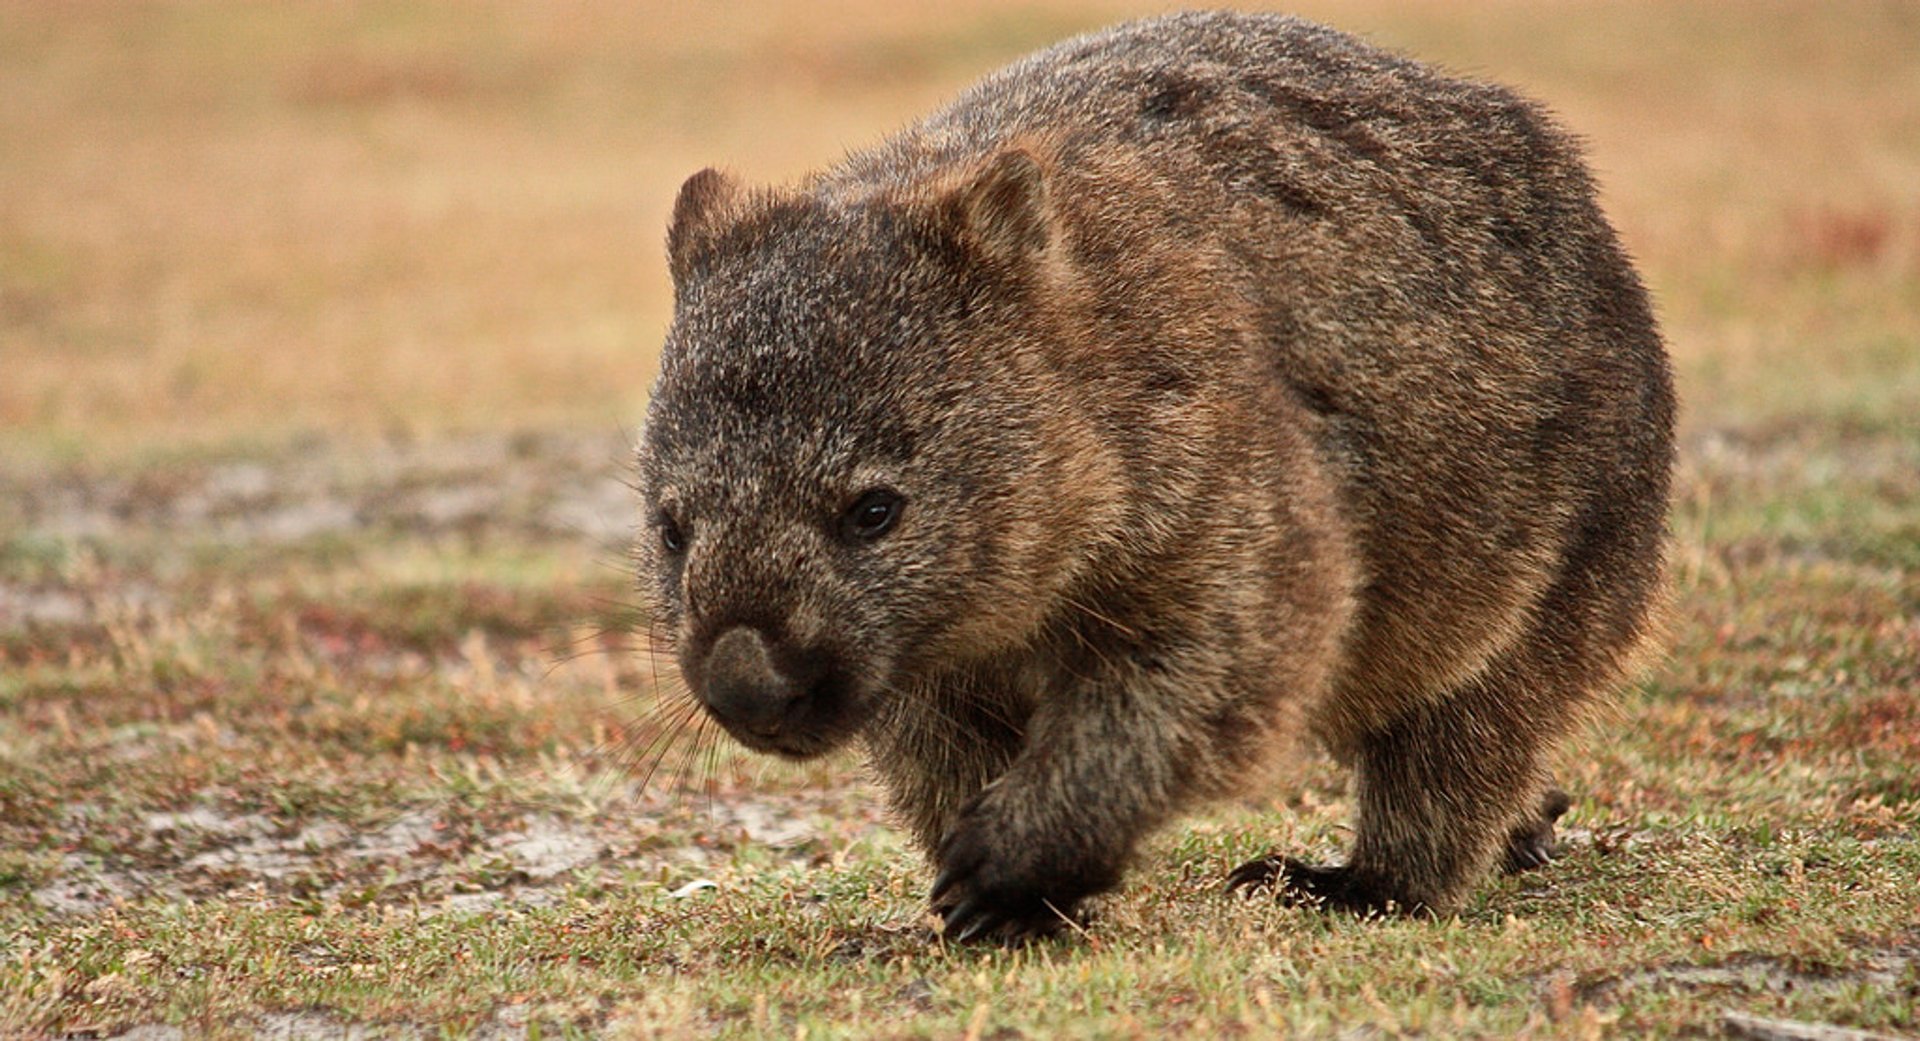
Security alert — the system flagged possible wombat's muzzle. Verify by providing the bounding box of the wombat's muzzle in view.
[701,626,796,735]
[697,626,856,757]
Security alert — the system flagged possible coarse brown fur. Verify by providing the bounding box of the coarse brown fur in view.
[635,11,1674,942]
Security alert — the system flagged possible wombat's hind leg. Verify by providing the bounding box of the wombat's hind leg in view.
[1231,657,1569,916]
[1226,785,1568,914]
[1501,786,1571,874]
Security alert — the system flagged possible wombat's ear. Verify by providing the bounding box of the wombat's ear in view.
[667,167,739,282]
[946,148,1052,265]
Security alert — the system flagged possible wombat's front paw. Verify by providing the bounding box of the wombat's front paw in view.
[929,802,1119,944]
[1226,856,1415,916]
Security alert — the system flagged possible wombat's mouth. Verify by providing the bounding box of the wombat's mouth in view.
[687,625,878,760]
[706,670,873,761]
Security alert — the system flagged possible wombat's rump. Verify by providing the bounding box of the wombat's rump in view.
[636,11,1673,942]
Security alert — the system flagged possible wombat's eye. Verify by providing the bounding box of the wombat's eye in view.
[840,488,904,542]
[658,511,687,554]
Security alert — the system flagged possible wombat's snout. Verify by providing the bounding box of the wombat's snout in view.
[694,626,869,759]
[699,627,801,741]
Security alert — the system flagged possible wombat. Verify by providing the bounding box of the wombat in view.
[635,10,1673,942]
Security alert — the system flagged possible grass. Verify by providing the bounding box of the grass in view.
[3,1,1918,1038]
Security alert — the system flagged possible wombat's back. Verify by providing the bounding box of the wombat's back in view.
[828,11,1674,745]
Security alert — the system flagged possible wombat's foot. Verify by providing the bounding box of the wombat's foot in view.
[929,797,1117,944]
[1225,856,1417,916]
[1501,787,1572,874]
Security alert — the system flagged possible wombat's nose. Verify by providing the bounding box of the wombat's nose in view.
[700,627,801,736]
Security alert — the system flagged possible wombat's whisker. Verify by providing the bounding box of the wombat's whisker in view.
[604,676,698,762]
[632,701,705,797]
[668,712,722,797]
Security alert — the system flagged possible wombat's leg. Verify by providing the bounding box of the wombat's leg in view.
[1501,786,1571,874]
[1229,784,1570,901]
[930,661,1247,943]
[1234,471,1664,914]
[1341,666,1565,914]
[865,687,1028,861]
[1229,662,1562,915]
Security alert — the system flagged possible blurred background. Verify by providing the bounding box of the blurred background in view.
[4,0,1916,461]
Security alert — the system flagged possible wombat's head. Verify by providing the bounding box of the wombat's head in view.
[636,148,1104,760]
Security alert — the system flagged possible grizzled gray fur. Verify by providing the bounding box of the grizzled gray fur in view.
[635,11,1674,942]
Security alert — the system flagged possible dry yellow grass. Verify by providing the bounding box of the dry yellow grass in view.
[5,1,1915,458]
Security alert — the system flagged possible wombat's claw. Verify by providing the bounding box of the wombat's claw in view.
[935,897,1061,945]
[934,883,1074,944]
[1501,829,1554,873]
[930,835,1077,944]
[1227,855,1404,915]
[1501,787,1572,875]
[1225,855,1289,894]
[929,864,962,906]
[940,897,1008,944]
